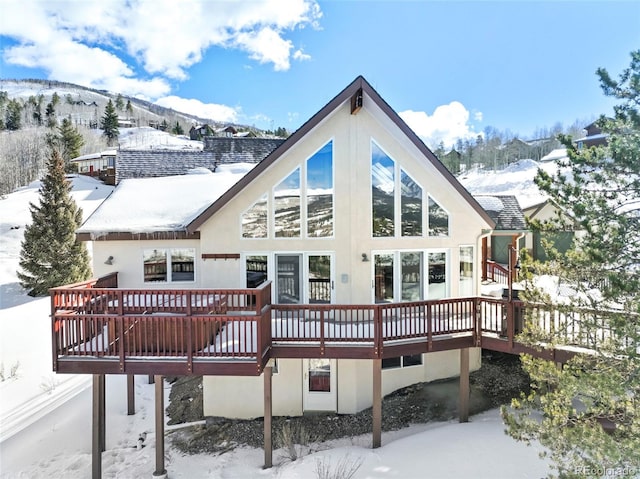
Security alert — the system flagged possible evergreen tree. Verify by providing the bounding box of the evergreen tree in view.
[171,121,184,135]
[51,92,60,108]
[5,99,22,130]
[503,50,640,477]
[125,99,133,116]
[115,93,125,111]
[100,99,119,146]
[18,148,92,296]
[47,118,85,171]
[45,101,57,128]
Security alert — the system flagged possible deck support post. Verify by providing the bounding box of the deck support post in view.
[127,374,135,415]
[92,374,105,479]
[459,348,470,423]
[153,375,167,478]
[263,365,273,469]
[372,358,382,448]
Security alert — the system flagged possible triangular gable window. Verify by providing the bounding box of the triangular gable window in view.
[242,194,268,238]
[241,141,334,239]
[428,196,449,237]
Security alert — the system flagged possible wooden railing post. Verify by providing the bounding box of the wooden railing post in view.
[320,309,325,355]
[186,292,193,374]
[373,305,382,358]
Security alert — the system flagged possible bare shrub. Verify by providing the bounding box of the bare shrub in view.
[275,421,317,462]
[315,454,363,479]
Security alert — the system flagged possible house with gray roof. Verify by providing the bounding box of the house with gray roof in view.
[115,137,285,184]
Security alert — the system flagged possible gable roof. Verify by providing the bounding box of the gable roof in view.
[474,195,527,232]
[186,76,495,233]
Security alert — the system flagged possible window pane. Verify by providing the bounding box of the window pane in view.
[276,255,301,304]
[308,359,331,392]
[170,248,195,282]
[428,252,447,299]
[374,253,394,303]
[275,168,301,238]
[401,170,422,236]
[246,255,268,288]
[307,142,334,237]
[143,249,167,282]
[242,195,268,238]
[371,143,395,237]
[382,356,402,369]
[459,246,474,296]
[428,196,449,236]
[401,252,422,301]
[309,255,331,303]
[402,354,423,367]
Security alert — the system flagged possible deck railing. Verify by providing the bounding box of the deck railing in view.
[51,275,620,375]
[486,260,510,285]
[51,280,273,374]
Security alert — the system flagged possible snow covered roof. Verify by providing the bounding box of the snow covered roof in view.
[78,163,255,238]
[540,148,567,162]
[71,150,117,162]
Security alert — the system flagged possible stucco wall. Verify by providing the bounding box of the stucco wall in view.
[202,349,481,419]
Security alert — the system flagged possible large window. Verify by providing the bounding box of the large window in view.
[371,142,395,237]
[374,253,394,303]
[143,248,195,283]
[308,255,331,303]
[428,252,448,299]
[242,195,268,238]
[401,252,422,301]
[274,168,301,238]
[374,250,448,301]
[371,141,432,238]
[428,196,449,236]
[242,141,334,240]
[401,170,422,236]
[307,141,334,237]
[246,255,268,287]
[459,246,474,296]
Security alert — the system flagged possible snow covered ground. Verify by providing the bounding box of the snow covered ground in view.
[0,157,553,477]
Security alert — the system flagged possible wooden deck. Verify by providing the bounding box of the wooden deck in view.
[50,274,595,376]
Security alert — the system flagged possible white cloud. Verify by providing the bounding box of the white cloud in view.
[0,0,321,94]
[400,102,480,149]
[154,96,239,123]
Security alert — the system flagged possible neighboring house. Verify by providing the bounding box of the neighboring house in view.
[115,138,284,184]
[77,76,496,419]
[522,199,578,262]
[189,124,214,140]
[575,120,608,150]
[70,149,117,185]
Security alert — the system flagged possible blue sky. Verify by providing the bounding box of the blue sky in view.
[1,0,639,147]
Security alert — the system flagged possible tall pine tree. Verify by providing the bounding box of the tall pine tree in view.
[58,118,84,169]
[18,148,92,296]
[101,99,119,146]
[503,50,640,478]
